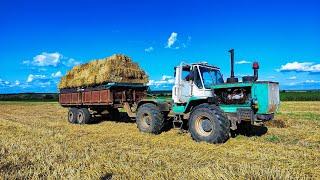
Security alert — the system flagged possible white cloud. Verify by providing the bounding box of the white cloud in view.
[0,79,23,88]
[278,61,320,73]
[285,79,320,86]
[63,58,80,67]
[0,76,58,93]
[22,60,30,64]
[38,81,51,88]
[9,52,83,92]
[287,82,298,86]
[38,68,47,72]
[305,80,320,83]
[0,79,5,86]
[26,75,33,83]
[147,80,155,86]
[267,76,276,79]
[31,52,62,67]
[165,33,191,49]
[144,47,154,53]
[166,32,178,48]
[235,60,251,65]
[287,76,297,80]
[27,74,46,83]
[161,75,173,81]
[51,71,63,78]
[148,75,175,87]
[23,52,80,68]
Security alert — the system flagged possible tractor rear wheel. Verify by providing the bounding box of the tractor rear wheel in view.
[77,108,91,124]
[136,103,164,134]
[189,104,230,143]
[68,108,78,124]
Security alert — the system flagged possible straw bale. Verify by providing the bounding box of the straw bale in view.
[58,54,148,89]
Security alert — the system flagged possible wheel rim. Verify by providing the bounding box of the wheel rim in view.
[142,113,151,127]
[68,111,74,121]
[194,116,214,137]
[78,111,84,123]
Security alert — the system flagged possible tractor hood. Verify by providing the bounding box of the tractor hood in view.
[211,81,280,114]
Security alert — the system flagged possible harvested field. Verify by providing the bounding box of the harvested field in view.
[0,101,319,179]
[58,54,148,89]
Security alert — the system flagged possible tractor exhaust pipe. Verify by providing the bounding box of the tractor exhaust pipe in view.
[226,49,239,83]
[229,49,235,78]
[242,61,260,83]
[253,61,259,81]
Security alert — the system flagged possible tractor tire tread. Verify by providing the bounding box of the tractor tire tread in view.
[136,103,164,134]
[189,104,230,143]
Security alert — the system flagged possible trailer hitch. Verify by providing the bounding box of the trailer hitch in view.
[173,115,187,133]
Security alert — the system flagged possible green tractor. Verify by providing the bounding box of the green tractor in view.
[136,49,280,143]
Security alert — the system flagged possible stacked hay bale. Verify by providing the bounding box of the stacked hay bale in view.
[58,54,148,89]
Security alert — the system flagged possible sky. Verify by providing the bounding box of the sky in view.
[0,0,319,93]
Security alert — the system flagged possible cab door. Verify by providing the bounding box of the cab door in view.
[179,66,193,103]
[172,65,193,103]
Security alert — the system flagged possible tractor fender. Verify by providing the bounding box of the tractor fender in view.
[184,97,218,113]
[137,100,171,112]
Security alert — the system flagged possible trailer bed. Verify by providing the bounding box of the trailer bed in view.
[59,83,148,107]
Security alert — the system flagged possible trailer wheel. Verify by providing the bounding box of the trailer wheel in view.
[77,108,91,124]
[189,104,230,144]
[136,103,164,134]
[68,108,78,124]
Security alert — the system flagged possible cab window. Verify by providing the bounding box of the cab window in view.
[182,66,192,81]
[193,66,203,88]
[199,66,224,89]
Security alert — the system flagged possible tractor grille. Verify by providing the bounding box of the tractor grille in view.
[237,108,253,121]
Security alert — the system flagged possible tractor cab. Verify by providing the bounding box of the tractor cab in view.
[172,62,224,104]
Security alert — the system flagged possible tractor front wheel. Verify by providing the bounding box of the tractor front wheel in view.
[136,103,164,134]
[189,104,230,144]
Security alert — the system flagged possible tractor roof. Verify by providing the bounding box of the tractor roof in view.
[175,62,220,70]
[192,62,220,69]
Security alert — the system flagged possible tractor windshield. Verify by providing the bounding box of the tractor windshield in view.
[199,66,224,89]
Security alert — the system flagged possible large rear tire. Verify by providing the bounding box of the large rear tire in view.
[68,108,78,124]
[77,108,91,124]
[189,104,230,144]
[136,103,164,134]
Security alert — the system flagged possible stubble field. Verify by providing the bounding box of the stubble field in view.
[0,101,319,179]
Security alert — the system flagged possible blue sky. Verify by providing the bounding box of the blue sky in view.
[0,0,319,93]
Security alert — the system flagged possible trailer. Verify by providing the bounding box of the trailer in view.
[59,83,149,124]
[59,49,280,144]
